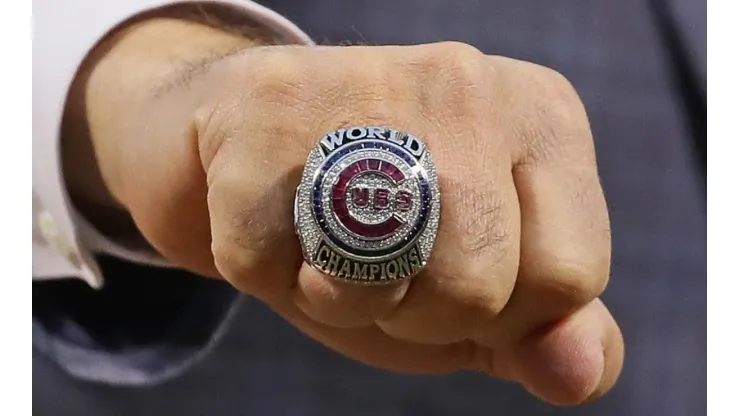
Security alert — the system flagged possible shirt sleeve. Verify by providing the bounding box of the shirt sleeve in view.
[32,0,313,288]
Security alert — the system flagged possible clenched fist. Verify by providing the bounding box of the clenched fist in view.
[65,16,623,406]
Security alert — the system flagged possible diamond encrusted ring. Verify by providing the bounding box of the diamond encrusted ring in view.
[294,126,441,284]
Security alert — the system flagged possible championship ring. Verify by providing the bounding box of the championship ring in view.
[294,126,440,284]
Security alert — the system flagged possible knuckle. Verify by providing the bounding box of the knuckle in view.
[206,164,297,292]
[511,63,593,164]
[542,258,610,308]
[532,66,588,131]
[434,42,487,88]
[209,204,291,296]
[536,65,580,100]
[436,262,515,320]
[209,224,270,296]
[212,179,293,257]
[210,235,251,280]
[420,42,490,124]
[459,287,510,321]
[412,41,487,87]
[247,50,307,104]
[432,41,485,67]
[194,100,239,173]
[207,192,261,283]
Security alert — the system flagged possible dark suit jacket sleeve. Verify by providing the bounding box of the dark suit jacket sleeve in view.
[32,256,243,385]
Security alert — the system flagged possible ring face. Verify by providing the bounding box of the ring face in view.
[295,126,440,284]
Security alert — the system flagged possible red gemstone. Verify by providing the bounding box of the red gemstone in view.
[348,161,363,175]
[332,184,346,200]
[395,190,413,212]
[351,187,370,207]
[374,188,390,209]
[380,162,404,181]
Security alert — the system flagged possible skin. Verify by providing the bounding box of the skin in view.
[63,15,624,406]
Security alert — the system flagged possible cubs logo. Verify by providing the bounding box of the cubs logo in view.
[332,158,413,239]
[295,126,441,284]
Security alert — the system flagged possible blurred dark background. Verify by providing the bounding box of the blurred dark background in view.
[33,0,706,415]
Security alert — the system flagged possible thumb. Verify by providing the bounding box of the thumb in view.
[509,299,624,406]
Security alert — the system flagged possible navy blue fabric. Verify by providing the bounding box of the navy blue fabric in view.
[33,255,240,385]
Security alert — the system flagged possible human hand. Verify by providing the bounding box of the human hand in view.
[73,18,623,406]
